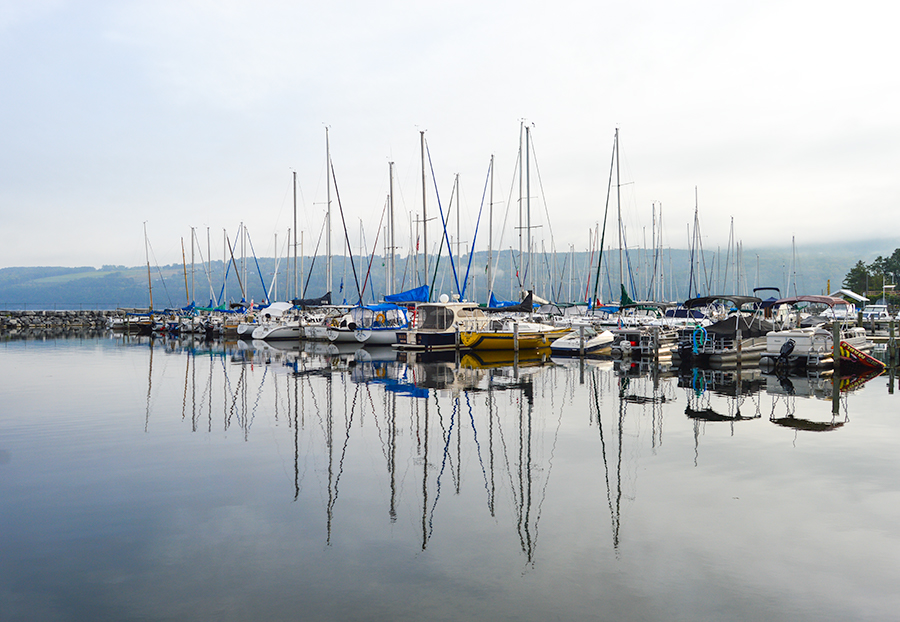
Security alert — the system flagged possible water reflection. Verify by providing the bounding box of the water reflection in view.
[125,333,888,562]
[6,333,900,620]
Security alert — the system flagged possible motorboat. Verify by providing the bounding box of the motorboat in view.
[458,316,568,351]
[327,303,409,345]
[549,325,614,356]
[395,296,487,351]
[759,296,872,371]
[674,295,772,367]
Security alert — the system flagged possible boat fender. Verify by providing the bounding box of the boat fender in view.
[621,341,632,353]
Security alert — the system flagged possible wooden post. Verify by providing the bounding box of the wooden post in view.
[513,322,519,352]
[653,326,659,367]
[832,321,841,376]
[579,324,585,357]
[832,364,841,416]
[889,318,897,367]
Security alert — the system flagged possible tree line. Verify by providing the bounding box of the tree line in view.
[843,248,900,304]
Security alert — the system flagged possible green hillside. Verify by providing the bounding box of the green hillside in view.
[0,239,895,310]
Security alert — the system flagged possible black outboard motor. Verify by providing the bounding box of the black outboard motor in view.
[779,338,796,359]
[776,338,796,371]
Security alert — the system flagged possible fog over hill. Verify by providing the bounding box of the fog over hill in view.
[0,240,895,310]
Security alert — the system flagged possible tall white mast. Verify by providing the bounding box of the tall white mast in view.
[616,128,623,296]
[487,154,494,304]
[389,161,395,296]
[292,170,297,300]
[518,121,523,289]
[526,124,533,295]
[420,130,428,297]
[144,222,153,311]
[455,173,460,281]
[326,127,333,297]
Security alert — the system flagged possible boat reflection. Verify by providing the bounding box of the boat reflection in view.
[123,332,889,563]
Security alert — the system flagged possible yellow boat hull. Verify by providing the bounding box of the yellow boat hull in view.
[459,327,568,350]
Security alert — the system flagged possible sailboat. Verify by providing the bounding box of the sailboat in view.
[326,303,409,345]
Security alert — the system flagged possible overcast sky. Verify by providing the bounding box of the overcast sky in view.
[2,0,898,269]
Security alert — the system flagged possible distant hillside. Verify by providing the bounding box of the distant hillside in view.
[0,240,895,310]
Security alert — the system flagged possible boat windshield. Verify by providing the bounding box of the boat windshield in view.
[419,306,456,330]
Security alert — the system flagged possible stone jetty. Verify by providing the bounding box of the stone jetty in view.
[1,309,122,336]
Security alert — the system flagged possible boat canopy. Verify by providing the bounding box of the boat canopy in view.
[705,314,773,338]
[384,285,429,303]
[291,292,332,308]
[486,291,534,314]
[829,288,869,303]
[348,303,407,328]
[258,301,294,319]
[773,295,848,307]
[683,295,762,309]
[665,307,707,319]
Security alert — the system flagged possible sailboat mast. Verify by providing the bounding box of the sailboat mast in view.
[651,204,657,301]
[455,173,462,295]
[488,154,494,303]
[222,229,227,303]
[144,222,153,311]
[293,170,298,300]
[241,222,246,299]
[273,232,278,301]
[526,124,533,295]
[207,227,213,305]
[326,128,333,298]
[616,128,623,296]
[389,161,395,296]
[181,237,189,305]
[420,130,428,297]
[659,203,665,301]
[518,123,522,289]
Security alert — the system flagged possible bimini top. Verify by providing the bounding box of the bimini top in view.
[773,295,847,307]
[683,295,762,309]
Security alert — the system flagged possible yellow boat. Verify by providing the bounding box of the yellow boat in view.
[459,317,569,351]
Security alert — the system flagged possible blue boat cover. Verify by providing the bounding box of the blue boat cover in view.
[384,285,429,303]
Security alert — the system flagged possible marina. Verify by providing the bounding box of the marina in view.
[1,332,899,620]
[7,3,900,620]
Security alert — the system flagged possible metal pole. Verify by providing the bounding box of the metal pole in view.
[421,131,428,298]
[488,155,493,304]
[326,128,332,297]
[293,170,297,300]
[389,161,395,296]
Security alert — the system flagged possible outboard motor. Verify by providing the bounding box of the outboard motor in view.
[779,338,796,360]
[775,338,796,372]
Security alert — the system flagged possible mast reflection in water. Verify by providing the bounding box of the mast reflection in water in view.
[2,335,899,621]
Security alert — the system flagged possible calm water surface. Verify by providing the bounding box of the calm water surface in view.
[1,335,899,621]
